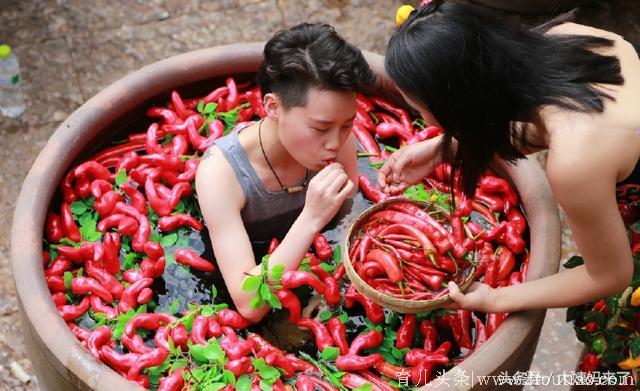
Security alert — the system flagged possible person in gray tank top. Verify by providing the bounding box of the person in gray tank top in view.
[195,23,376,323]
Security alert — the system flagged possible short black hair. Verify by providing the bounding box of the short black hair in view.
[258,23,376,109]
[386,0,623,197]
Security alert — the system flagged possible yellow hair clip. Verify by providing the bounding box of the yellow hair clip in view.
[395,5,415,27]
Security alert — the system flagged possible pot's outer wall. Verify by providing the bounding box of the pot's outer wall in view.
[11,43,561,391]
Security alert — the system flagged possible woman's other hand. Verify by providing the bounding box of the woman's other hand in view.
[377,138,440,195]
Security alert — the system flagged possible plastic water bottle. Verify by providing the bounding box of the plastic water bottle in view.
[0,44,26,118]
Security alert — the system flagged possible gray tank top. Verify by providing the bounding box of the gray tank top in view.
[212,130,316,243]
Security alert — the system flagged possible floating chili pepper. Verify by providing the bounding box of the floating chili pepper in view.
[313,234,333,260]
[328,317,349,355]
[267,237,279,254]
[281,270,326,295]
[219,326,254,360]
[60,203,81,242]
[127,348,169,379]
[158,213,203,231]
[365,249,403,283]
[87,325,112,358]
[90,295,118,318]
[348,329,383,355]
[215,308,252,329]
[68,322,91,341]
[157,368,184,391]
[71,277,113,303]
[275,289,301,324]
[224,357,253,378]
[265,352,296,378]
[296,318,334,352]
[174,248,215,272]
[140,256,165,279]
[191,315,209,345]
[344,285,384,323]
[335,354,383,371]
[396,314,416,349]
[118,278,153,313]
[45,212,63,243]
[58,296,90,321]
[579,352,600,373]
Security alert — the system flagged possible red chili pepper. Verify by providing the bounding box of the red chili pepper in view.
[71,277,113,303]
[502,223,526,255]
[136,287,153,304]
[127,348,169,379]
[479,176,518,207]
[348,329,383,355]
[58,296,90,321]
[446,313,472,350]
[101,232,121,275]
[327,317,349,355]
[379,223,437,256]
[119,182,147,215]
[174,248,215,272]
[140,256,165,279]
[45,212,63,243]
[344,285,384,323]
[371,97,412,130]
[118,278,153,313]
[375,121,413,142]
[99,345,138,374]
[358,175,388,203]
[89,295,118,318]
[486,312,507,337]
[313,234,333,260]
[333,263,346,281]
[352,122,380,157]
[224,357,253,378]
[219,326,254,360]
[51,292,67,307]
[365,249,403,283]
[274,289,301,323]
[157,368,184,391]
[404,349,450,366]
[396,314,416,349]
[593,299,609,314]
[472,313,487,349]
[86,325,112,358]
[172,324,189,346]
[322,276,341,306]
[158,214,203,232]
[335,354,383,372]
[297,318,335,352]
[585,322,598,333]
[496,246,516,281]
[60,170,78,203]
[47,275,66,293]
[419,319,438,351]
[295,375,316,391]
[246,89,266,118]
[579,352,600,373]
[407,125,443,144]
[265,352,296,378]
[267,237,279,254]
[45,256,72,277]
[147,107,180,124]
[60,203,81,242]
[507,209,526,235]
[282,270,326,295]
[215,308,252,329]
[67,322,91,341]
[191,315,209,345]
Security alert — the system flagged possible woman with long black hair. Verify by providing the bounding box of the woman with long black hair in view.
[379,0,640,313]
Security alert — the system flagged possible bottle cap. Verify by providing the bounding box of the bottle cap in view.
[0,44,11,59]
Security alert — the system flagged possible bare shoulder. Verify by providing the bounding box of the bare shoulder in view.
[195,145,244,211]
[546,22,622,41]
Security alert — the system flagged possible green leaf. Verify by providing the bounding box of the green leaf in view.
[266,293,281,310]
[168,299,180,314]
[252,357,266,370]
[70,201,87,215]
[242,275,262,292]
[122,253,138,269]
[161,233,178,246]
[332,245,342,264]
[260,284,271,300]
[631,336,640,358]
[601,348,625,365]
[201,305,215,317]
[64,271,73,290]
[353,384,373,391]
[391,347,405,360]
[259,380,274,391]
[197,101,205,113]
[211,284,218,301]
[222,370,236,386]
[258,365,280,380]
[338,312,349,324]
[115,169,127,186]
[563,255,584,269]
[250,295,265,309]
[319,310,332,322]
[204,102,217,114]
[321,346,340,361]
[236,375,252,391]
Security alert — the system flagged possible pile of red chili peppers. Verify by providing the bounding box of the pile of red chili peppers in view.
[43,78,532,390]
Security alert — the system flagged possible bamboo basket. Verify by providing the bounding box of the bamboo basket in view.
[342,198,476,313]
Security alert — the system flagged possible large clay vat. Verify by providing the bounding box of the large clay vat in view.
[11,43,561,391]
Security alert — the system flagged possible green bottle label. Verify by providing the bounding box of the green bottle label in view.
[11,74,20,85]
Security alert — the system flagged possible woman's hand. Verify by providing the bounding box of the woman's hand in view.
[445,281,499,313]
[377,138,440,195]
[300,162,355,231]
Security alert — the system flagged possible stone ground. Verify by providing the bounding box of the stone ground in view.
[0,0,638,389]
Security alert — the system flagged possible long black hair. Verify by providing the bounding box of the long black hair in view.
[386,0,623,197]
[258,23,376,109]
